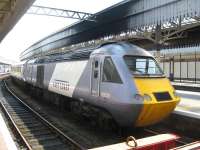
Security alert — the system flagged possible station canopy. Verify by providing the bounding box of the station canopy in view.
[0,0,35,42]
[16,0,200,61]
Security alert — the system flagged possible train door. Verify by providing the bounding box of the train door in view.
[30,65,33,83]
[91,57,101,96]
[36,65,44,88]
[23,63,27,80]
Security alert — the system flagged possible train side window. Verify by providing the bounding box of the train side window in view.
[95,61,98,68]
[94,70,98,78]
[102,57,122,83]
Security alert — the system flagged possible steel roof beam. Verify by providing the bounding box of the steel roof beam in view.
[27,5,95,21]
[20,0,200,60]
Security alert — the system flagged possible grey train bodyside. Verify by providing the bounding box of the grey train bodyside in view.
[12,43,154,126]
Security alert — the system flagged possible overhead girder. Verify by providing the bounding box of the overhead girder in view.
[27,5,95,21]
[20,0,200,60]
[143,17,200,44]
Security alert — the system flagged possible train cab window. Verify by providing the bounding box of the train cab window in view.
[124,56,163,76]
[102,57,122,83]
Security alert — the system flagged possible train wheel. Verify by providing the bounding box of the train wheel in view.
[70,101,82,115]
[97,112,118,131]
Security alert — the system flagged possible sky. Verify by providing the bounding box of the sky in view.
[0,0,123,63]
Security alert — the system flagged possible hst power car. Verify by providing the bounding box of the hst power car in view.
[11,42,180,127]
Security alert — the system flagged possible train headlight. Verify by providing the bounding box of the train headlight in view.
[134,94,144,101]
[143,94,152,101]
[173,91,179,98]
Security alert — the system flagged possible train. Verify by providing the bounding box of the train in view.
[11,42,180,127]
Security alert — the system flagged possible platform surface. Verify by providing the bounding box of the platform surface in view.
[172,82,200,88]
[176,90,200,113]
[90,134,178,150]
[0,113,17,150]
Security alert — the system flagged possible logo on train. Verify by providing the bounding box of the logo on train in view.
[53,80,69,91]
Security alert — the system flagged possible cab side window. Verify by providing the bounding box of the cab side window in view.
[102,57,122,83]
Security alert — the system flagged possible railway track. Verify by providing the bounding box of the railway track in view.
[1,77,197,150]
[0,80,85,150]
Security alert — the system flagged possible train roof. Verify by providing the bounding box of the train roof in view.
[26,42,152,64]
[92,42,153,57]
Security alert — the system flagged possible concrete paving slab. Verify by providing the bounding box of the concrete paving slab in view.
[0,113,17,150]
[175,90,200,114]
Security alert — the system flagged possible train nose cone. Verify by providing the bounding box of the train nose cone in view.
[133,77,180,127]
[135,101,179,126]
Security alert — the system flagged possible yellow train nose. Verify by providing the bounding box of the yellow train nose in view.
[133,77,180,127]
[135,100,179,127]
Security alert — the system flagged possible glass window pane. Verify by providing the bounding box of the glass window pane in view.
[102,57,122,83]
[94,70,98,78]
[95,61,98,68]
[124,56,163,76]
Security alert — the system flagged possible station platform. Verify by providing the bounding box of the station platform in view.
[170,81,200,119]
[175,90,200,116]
[0,113,17,150]
[162,89,200,138]
[172,82,200,92]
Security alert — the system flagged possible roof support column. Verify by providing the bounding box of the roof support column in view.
[155,24,161,63]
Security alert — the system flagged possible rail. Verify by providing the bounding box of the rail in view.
[0,80,85,150]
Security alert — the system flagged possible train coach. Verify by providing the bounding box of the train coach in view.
[11,42,180,127]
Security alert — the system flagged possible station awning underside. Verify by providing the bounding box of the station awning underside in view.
[0,62,9,65]
[0,0,35,42]
[20,0,200,60]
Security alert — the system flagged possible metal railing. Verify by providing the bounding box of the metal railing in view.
[158,51,200,84]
